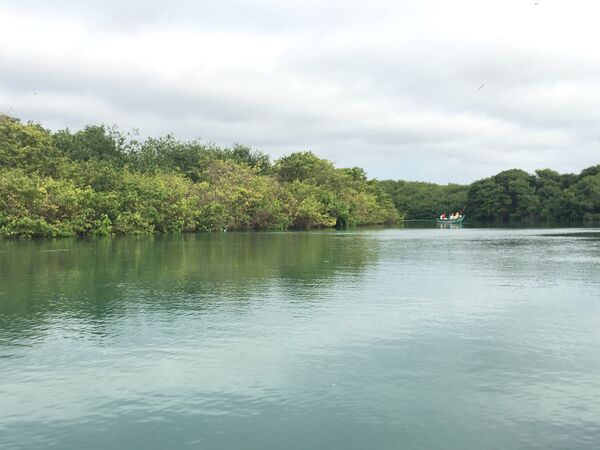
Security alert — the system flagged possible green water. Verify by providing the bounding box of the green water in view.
[1,229,600,449]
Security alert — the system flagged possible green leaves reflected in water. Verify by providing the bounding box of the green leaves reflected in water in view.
[0,233,377,334]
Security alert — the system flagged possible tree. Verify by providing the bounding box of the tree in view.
[53,125,125,163]
[274,151,337,184]
[0,116,63,176]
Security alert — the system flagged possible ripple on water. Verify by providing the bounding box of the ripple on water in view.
[1,230,600,449]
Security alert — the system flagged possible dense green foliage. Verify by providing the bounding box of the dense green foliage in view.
[0,116,399,238]
[381,166,600,223]
[467,167,600,222]
[379,180,468,220]
[3,115,598,237]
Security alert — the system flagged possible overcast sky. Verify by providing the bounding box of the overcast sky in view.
[1,0,599,183]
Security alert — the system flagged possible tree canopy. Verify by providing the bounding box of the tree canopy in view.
[2,115,599,238]
[380,165,600,223]
[0,117,399,238]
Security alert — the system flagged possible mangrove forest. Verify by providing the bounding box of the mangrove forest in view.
[1,115,599,238]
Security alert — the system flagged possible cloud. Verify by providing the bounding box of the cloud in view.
[1,0,599,183]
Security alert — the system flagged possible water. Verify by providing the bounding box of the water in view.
[1,228,600,449]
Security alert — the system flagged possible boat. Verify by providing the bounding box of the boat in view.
[436,215,465,224]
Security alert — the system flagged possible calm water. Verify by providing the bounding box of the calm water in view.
[1,228,600,449]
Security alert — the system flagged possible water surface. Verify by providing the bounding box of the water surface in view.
[1,229,600,449]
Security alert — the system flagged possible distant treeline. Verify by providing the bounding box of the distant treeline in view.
[0,116,398,238]
[380,166,600,223]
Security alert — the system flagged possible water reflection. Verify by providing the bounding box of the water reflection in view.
[0,233,378,338]
[436,223,464,230]
[1,229,600,450]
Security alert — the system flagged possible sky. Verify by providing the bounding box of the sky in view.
[1,0,599,183]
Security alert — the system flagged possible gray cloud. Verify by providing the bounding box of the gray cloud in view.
[1,0,599,183]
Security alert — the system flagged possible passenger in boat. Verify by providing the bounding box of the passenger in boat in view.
[440,212,447,220]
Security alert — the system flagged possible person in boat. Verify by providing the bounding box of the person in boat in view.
[440,212,447,220]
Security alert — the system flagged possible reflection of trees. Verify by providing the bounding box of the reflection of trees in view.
[0,233,377,338]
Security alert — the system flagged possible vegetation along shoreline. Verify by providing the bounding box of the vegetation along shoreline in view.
[1,115,599,238]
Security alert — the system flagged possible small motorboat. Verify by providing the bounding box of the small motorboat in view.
[436,215,465,224]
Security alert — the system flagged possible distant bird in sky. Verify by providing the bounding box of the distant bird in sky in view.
[478,84,485,90]
[33,92,38,95]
